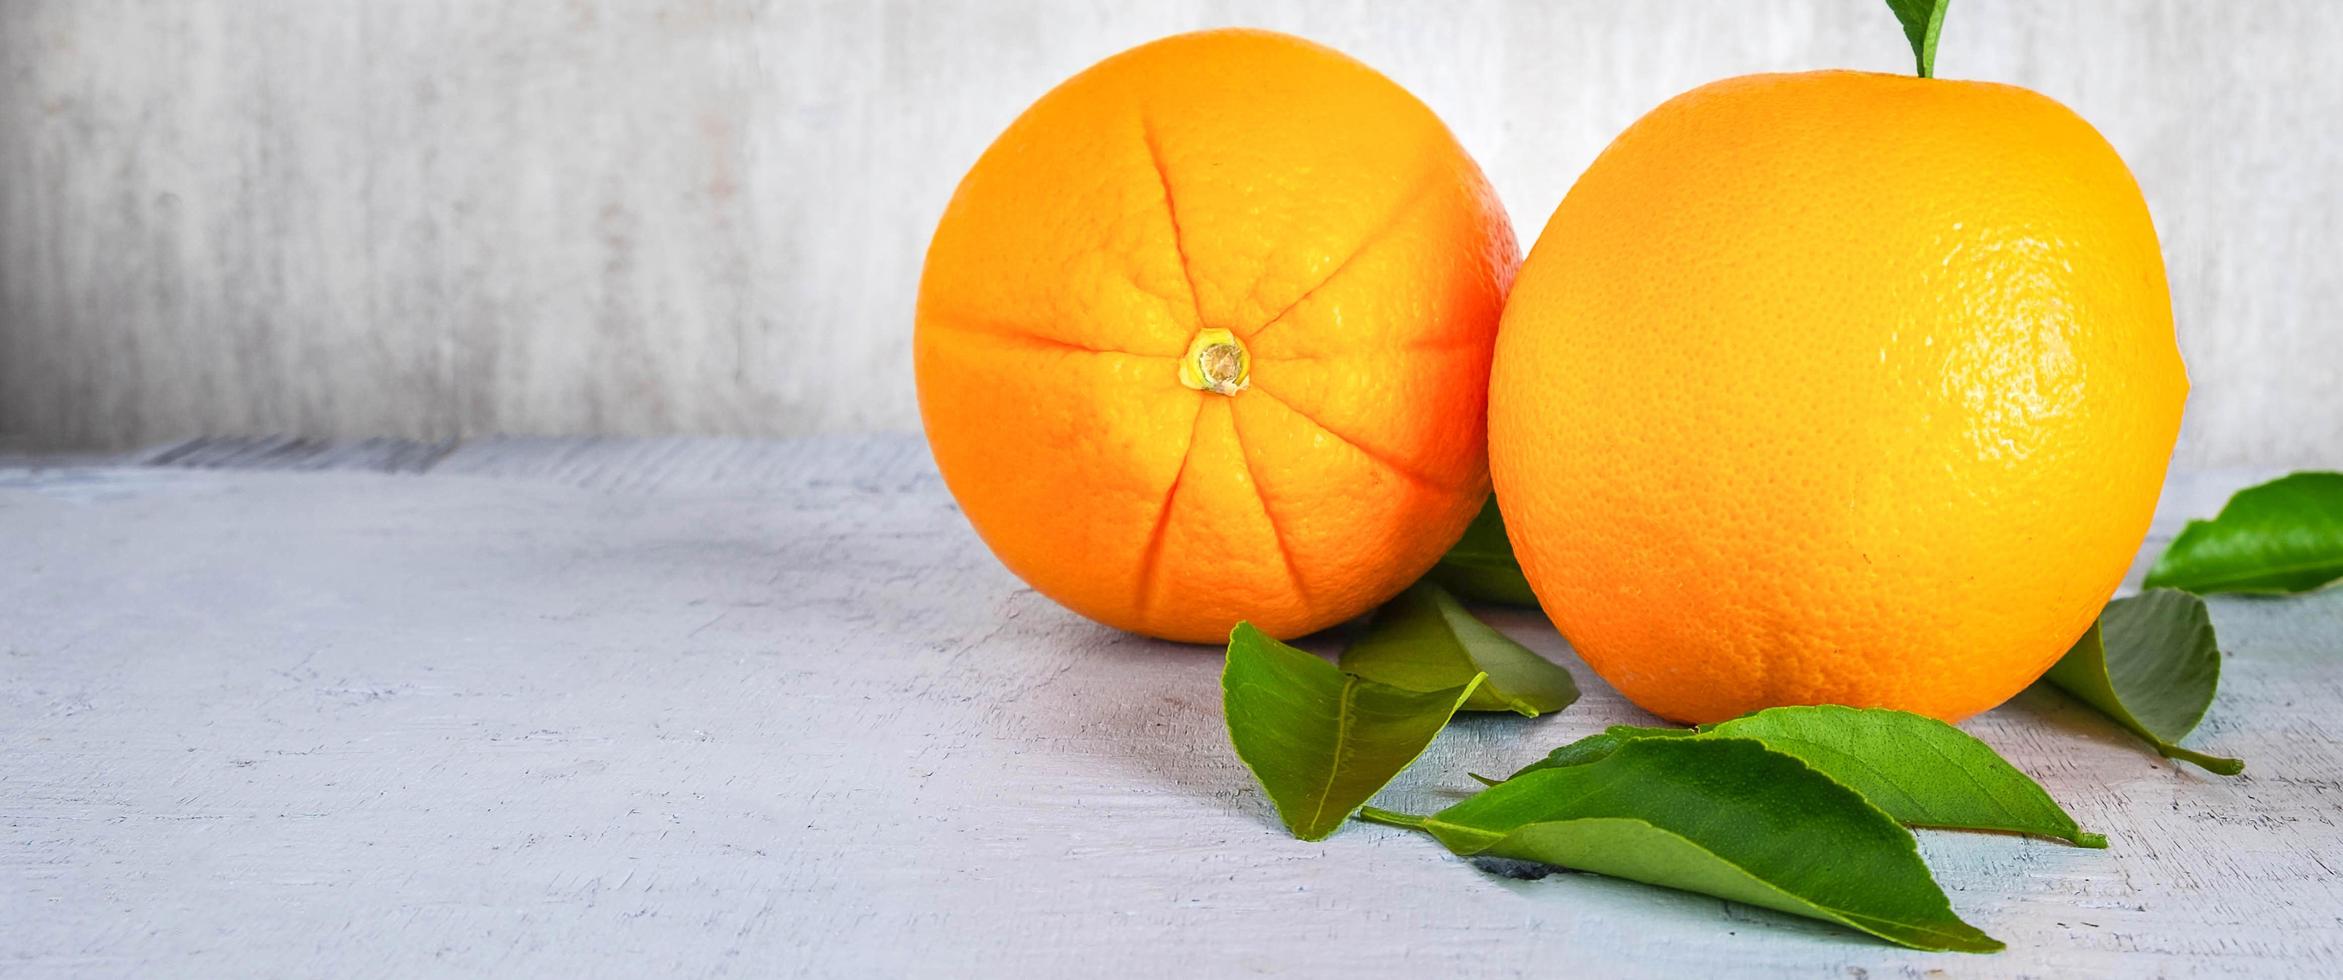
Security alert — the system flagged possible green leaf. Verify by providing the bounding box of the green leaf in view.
[1370,738,2002,953]
[1508,707,2103,847]
[1422,496,1539,607]
[2144,471,2343,595]
[1222,622,1483,841]
[1339,582,1578,717]
[1883,0,1949,78]
[1524,725,1701,771]
[2044,590,2242,774]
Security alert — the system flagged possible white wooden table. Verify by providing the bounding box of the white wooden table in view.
[5,436,2339,977]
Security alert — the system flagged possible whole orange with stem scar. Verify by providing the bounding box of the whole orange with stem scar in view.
[917,30,1518,643]
[1487,12,2188,722]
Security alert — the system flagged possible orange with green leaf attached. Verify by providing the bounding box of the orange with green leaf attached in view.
[1488,2,2188,722]
[917,30,1517,643]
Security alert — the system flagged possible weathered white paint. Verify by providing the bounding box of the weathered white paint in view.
[1,2,2339,464]
[3,436,2339,976]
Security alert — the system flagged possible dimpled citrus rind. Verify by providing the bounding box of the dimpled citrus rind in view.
[918,30,1518,643]
[1489,71,2185,722]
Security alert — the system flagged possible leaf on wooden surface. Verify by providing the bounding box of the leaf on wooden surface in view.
[1222,622,1482,841]
[1507,706,2103,847]
[2145,471,2343,595]
[1339,582,1578,717]
[1422,496,1540,607]
[1364,738,2003,953]
[1883,0,1950,77]
[2044,590,2243,774]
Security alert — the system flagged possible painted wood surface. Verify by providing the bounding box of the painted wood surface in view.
[4,1,2341,467]
[2,436,2339,977]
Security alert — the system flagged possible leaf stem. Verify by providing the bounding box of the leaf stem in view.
[2156,742,2246,775]
[1355,806,1431,830]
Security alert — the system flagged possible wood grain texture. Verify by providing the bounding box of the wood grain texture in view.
[2,1,2340,466]
[2,436,2339,977]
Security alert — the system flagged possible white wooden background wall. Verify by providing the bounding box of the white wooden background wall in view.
[2,0,2337,463]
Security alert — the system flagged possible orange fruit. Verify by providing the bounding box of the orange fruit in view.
[1489,71,2187,723]
[916,30,1517,643]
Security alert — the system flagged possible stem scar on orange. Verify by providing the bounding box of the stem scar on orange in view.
[1489,69,2188,724]
[916,30,1518,644]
